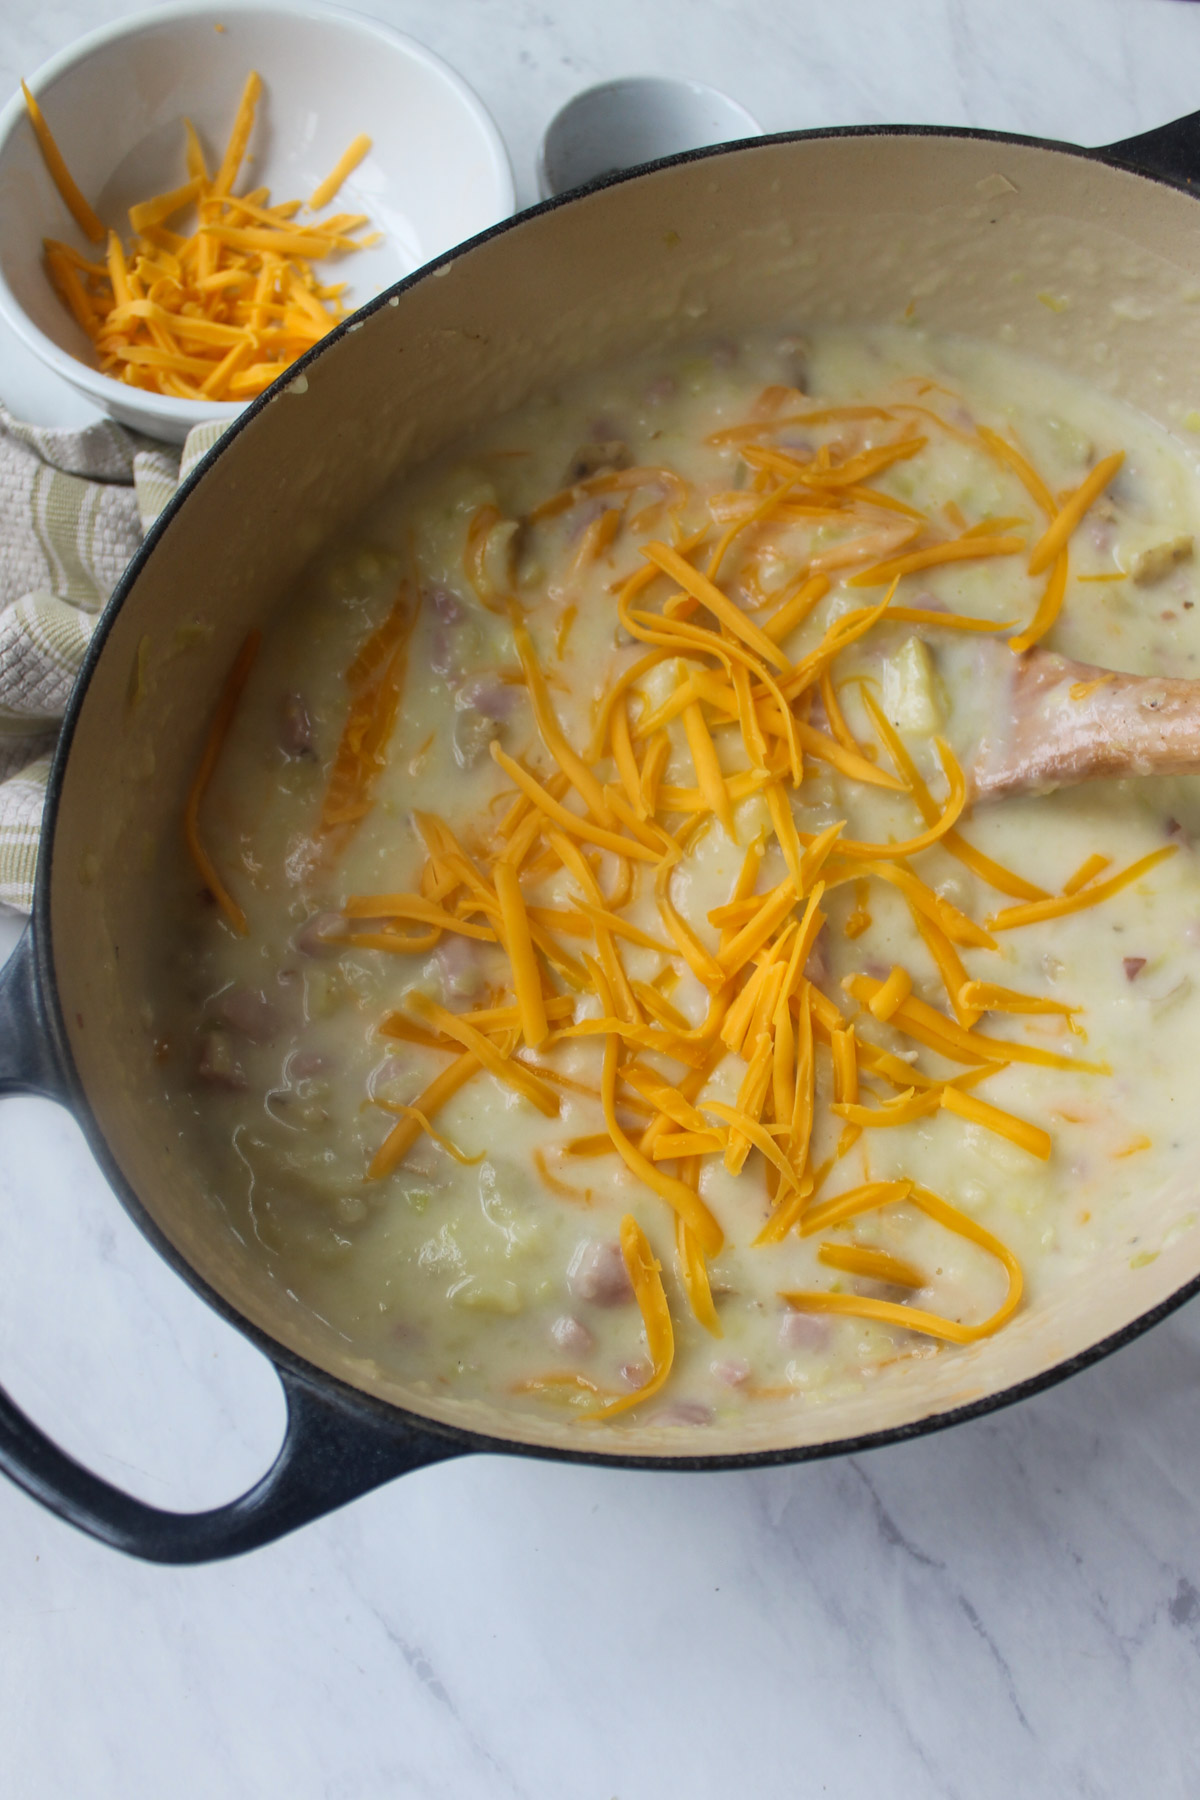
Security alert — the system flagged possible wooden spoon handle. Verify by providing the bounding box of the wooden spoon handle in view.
[972,649,1200,800]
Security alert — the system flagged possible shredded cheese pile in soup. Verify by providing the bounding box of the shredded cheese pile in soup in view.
[163,325,1200,1429]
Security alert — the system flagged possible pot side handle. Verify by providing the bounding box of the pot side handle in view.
[1100,111,1200,185]
[0,929,465,1562]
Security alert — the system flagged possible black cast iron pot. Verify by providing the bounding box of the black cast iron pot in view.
[4,112,1200,1563]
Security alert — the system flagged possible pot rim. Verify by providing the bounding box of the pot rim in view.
[32,118,1200,1474]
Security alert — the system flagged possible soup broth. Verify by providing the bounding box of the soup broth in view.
[156,324,1200,1430]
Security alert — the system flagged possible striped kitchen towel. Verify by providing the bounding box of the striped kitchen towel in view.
[0,405,227,912]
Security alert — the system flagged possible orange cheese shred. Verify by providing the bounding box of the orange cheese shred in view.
[848,533,1026,588]
[493,862,549,1049]
[183,630,261,934]
[986,846,1178,931]
[868,966,913,1022]
[512,614,615,826]
[1062,852,1114,895]
[977,426,1057,517]
[1027,452,1125,575]
[843,973,1109,1074]
[783,1183,1023,1344]
[382,1103,485,1166]
[598,1031,724,1255]
[832,1088,941,1129]
[1009,548,1069,655]
[817,1243,926,1288]
[586,1216,676,1417]
[940,1085,1052,1159]
[22,79,105,243]
[683,698,737,840]
[368,1051,481,1179]
[319,589,416,843]
[408,994,560,1116]
[309,133,372,210]
[859,686,1047,901]
[640,540,793,673]
[808,738,967,862]
[490,742,659,863]
[676,1214,723,1337]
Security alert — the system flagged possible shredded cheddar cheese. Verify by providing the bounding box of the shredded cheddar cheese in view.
[585,1216,676,1417]
[308,133,372,211]
[986,846,1178,931]
[1027,453,1125,576]
[817,1243,926,1288]
[368,1051,481,1179]
[22,79,105,242]
[183,629,261,933]
[24,74,377,400]
[783,1183,1023,1344]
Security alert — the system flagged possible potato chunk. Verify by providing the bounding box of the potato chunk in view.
[881,636,946,735]
[1131,535,1193,585]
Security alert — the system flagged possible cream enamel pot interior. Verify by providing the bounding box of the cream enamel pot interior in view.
[5,116,1200,1563]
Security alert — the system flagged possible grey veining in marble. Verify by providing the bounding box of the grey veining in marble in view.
[2,3,1200,1797]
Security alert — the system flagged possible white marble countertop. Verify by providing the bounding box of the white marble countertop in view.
[4,2,1200,1795]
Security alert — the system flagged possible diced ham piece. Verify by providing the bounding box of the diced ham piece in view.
[294,911,345,956]
[775,334,809,390]
[453,677,517,768]
[284,835,320,890]
[403,1138,443,1179]
[280,693,314,757]
[453,714,499,768]
[568,1239,634,1307]
[217,987,281,1045]
[1124,957,1147,982]
[196,1031,246,1090]
[644,375,677,406]
[435,934,487,1000]
[780,1311,831,1351]
[287,1048,327,1080]
[620,1360,651,1389]
[550,1315,594,1355]
[652,1401,714,1426]
[566,440,633,483]
[429,586,468,678]
[432,585,464,621]
[456,674,518,719]
[368,1056,409,1102]
[711,1357,751,1388]
[804,928,829,989]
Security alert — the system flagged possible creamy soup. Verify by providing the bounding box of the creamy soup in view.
[158,325,1200,1430]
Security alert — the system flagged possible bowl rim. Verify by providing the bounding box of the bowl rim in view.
[0,0,516,433]
[30,119,1200,1476]
[537,73,764,199]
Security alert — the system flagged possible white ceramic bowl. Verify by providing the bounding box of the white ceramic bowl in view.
[0,1,514,442]
[537,76,762,199]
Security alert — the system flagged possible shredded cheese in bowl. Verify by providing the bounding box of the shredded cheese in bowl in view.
[24,70,376,402]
